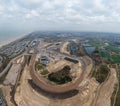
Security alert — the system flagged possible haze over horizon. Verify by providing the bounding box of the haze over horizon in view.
[0,0,120,36]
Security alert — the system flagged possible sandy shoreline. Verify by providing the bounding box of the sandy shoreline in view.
[0,34,27,48]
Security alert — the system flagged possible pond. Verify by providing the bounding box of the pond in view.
[84,46,96,55]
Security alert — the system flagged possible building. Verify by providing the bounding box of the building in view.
[40,56,49,65]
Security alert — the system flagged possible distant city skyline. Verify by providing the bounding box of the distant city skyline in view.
[0,0,120,34]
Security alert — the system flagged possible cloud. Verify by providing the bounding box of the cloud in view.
[0,0,120,33]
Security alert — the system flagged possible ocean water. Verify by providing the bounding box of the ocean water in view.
[0,31,28,43]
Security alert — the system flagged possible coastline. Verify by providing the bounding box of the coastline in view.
[0,34,27,48]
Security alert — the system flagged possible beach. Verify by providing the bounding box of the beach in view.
[0,34,27,48]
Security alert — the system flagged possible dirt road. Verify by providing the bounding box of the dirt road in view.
[14,65,50,106]
[93,68,118,106]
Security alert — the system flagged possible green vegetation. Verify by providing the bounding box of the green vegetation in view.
[92,65,109,83]
[89,42,120,63]
[111,55,120,63]
[89,42,101,47]
[99,50,120,63]
[87,41,120,105]
[35,61,43,70]
[99,51,110,58]
[35,61,49,75]
[48,65,72,84]
[40,69,49,75]
[106,46,120,53]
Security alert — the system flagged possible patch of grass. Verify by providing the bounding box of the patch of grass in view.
[35,61,44,70]
[106,46,120,53]
[99,51,110,58]
[35,61,49,75]
[111,55,120,63]
[99,50,120,63]
[41,69,49,75]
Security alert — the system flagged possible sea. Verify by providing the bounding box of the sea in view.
[0,30,30,46]
[0,31,27,42]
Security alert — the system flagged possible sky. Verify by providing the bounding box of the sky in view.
[0,0,120,34]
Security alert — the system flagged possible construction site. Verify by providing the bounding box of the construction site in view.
[0,39,118,106]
